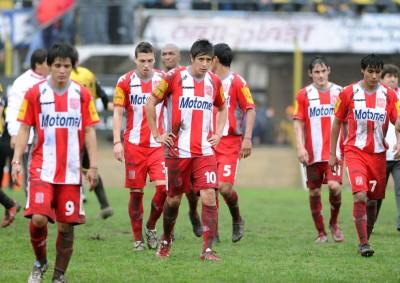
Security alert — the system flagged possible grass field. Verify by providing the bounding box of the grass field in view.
[1,186,400,283]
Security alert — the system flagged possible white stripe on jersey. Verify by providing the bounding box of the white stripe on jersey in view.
[307,86,323,162]
[201,75,214,156]
[40,84,57,182]
[373,88,387,153]
[353,85,368,150]
[128,75,143,145]
[178,69,194,158]
[65,83,82,184]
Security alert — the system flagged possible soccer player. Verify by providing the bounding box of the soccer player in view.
[293,56,344,244]
[377,64,400,231]
[330,54,400,257]
[70,58,114,220]
[211,43,256,242]
[160,43,181,72]
[11,43,100,283]
[0,86,21,227]
[113,42,166,251]
[145,39,227,261]
[6,48,49,193]
[160,43,203,238]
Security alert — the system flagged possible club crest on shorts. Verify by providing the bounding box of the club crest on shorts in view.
[128,170,136,179]
[35,192,45,204]
[355,176,363,186]
[69,98,80,110]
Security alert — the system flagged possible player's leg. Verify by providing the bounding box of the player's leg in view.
[25,180,56,282]
[145,147,167,249]
[347,150,373,257]
[156,158,188,258]
[326,162,344,242]
[306,163,327,243]
[375,161,393,225]
[124,143,146,251]
[391,161,400,231]
[0,189,20,227]
[193,155,220,261]
[185,188,202,237]
[52,185,85,282]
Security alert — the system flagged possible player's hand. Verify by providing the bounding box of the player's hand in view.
[208,133,222,146]
[87,167,99,191]
[393,143,400,160]
[329,153,339,173]
[113,142,124,162]
[155,133,175,147]
[297,148,309,165]
[240,137,252,159]
[11,160,22,186]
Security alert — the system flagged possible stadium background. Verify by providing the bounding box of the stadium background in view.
[1,0,400,189]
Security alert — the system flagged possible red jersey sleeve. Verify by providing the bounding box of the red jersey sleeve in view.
[82,88,100,127]
[234,76,255,111]
[152,69,175,101]
[292,89,306,120]
[334,87,350,122]
[17,88,36,126]
[114,72,131,108]
[213,76,225,107]
[388,89,400,124]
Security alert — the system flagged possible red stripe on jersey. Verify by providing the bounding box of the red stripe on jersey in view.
[190,80,204,155]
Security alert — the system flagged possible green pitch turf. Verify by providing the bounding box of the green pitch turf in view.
[1,186,400,282]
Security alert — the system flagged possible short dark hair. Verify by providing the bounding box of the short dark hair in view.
[47,43,77,66]
[361,54,384,70]
[30,49,47,70]
[308,55,329,72]
[190,39,213,59]
[135,41,154,57]
[381,64,399,79]
[213,43,233,67]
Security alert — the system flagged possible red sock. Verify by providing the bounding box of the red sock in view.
[29,221,47,264]
[309,195,326,234]
[202,204,218,251]
[163,201,179,241]
[222,190,241,223]
[147,185,167,230]
[128,191,144,241]
[329,192,341,226]
[54,230,74,275]
[353,201,368,245]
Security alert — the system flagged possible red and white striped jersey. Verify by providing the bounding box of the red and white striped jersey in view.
[335,81,400,154]
[293,83,342,164]
[152,66,225,158]
[114,70,165,147]
[220,72,255,136]
[17,80,100,184]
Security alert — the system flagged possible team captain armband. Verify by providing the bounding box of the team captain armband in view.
[334,97,342,113]
[113,86,125,106]
[17,98,28,121]
[153,79,168,100]
[396,100,400,116]
[241,86,254,104]
[89,99,100,122]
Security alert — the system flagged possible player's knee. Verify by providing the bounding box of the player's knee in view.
[200,189,217,206]
[353,191,367,203]
[367,199,378,208]
[219,183,232,197]
[166,195,181,207]
[328,183,341,194]
[309,188,321,197]
[31,214,48,227]
[58,222,74,233]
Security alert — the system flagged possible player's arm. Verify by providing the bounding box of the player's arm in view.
[84,125,99,189]
[293,119,308,165]
[209,102,227,146]
[240,108,255,159]
[6,84,23,148]
[145,94,174,147]
[11,123,30,185]
[96,80,113,111]
[329,92,347,172]
[392,94,400,159]
[113,106,124,162]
